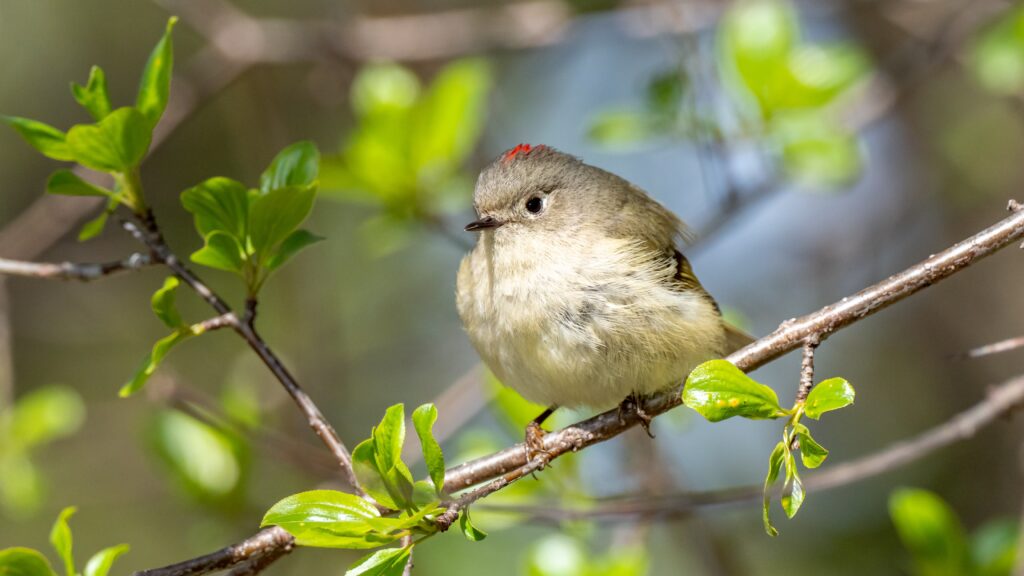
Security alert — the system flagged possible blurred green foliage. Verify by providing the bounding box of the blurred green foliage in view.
[0,507,129,576]
[0,386,84,518]
[525,535,647,576]
[148,410,250,506]
[970,5,1024,96]
[890,488,1020,576]
[590,0,870,187]
[320,59,492,254]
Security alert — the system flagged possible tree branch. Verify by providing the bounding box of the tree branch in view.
[120,216,364,495]
[478,372,1024,522]
[132,527,294,576]
[0,254,153,282]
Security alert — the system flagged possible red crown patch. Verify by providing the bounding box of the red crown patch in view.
[502,143,547,162]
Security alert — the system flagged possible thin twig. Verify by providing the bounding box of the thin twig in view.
[132,527,294,576]
[478,372,1024,522]
[192,312,238,333]
[956,335,1024,360]
[121,217,363,495]
[795,337,819,404]
[440,202,1024,494]
[0,254,153,282]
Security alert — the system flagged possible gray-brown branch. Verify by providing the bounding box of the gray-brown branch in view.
[132,527,293,576]
[478,371,1024,521]
[0,254,153,281]
[121,217,363,495]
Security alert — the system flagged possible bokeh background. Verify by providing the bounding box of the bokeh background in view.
[1,0,1023,574]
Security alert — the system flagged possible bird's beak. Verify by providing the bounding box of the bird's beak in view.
[464,216,504,232]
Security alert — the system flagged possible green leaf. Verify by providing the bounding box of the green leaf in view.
[151,277,184,329]
[46,170,114,198]
[351,64,420,118]
[804,377,855,419]
[779,124,861,187]
[248,185,317,258]
[352,439,399,510]
[762,441,785,537]
[262,490,391,549]
[373,404,406,475]
[889,488,969,576]
[77,198,117,242]
[265,229,323,271]
[718,0,797,114]
[970,8,1024,96]
[83,545,128,576]
[191,231,245,273]
[49,506,75,576]
[180,177,250,240]
[783,44,868,108]
[148,410,245,501]
[260,141,320,194]
[0,548,58,576]
[3,117,74,161]
[136,17,177,126]
[412,404,445,495]
[588,110,657,148]
[71,66,112,121]
[793,423,828,468]
[780,450,803,519]
[346,547,411,576]
[120,331,191,397]
[0,455,44,517]
[410,59,492,174]
[65,107,151,172]
[459,508,487,542]
[9,386,85,449]
[682,359,786,422]
[971,520,1019,576]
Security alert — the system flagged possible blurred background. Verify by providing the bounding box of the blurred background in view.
[1,0,1023,574]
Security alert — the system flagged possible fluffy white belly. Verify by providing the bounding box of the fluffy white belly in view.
[456,234,725,410]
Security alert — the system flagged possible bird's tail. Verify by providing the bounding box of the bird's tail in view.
[723,322,756,354]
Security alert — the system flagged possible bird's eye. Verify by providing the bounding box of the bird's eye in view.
[525,197,543,214]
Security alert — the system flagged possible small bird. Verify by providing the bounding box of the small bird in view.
[456,144,750,437]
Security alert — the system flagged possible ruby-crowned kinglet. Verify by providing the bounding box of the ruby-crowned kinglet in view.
[456,144,751,417]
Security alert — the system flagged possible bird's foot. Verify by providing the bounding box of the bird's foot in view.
[525,421,552,469]
[618,393,655,438]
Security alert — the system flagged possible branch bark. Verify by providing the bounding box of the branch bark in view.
[478,372,1024,522]
[0,254,153,281]
[132,527,293,576]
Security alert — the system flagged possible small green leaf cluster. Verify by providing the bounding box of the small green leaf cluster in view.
[718,0,869,186]
[0,387,85,518]
[320,59,492,254]
[262,404,483,576]
[890,488,1020,576]
[681,359,855,535]
[0,506,128,576]
[181,141,323,295]
[3,18,177,239]
[969,6,1024,97]
[120,142,323,398]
